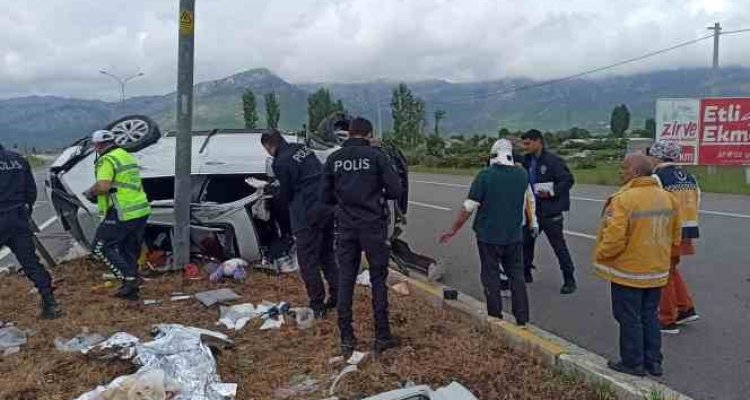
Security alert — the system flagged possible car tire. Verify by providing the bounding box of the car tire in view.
[105,115,161,152]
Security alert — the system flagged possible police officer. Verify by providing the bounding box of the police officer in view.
[322,117,403,356]
[261,130,339,318]
[520,129,577,294]
[85,130,151,301]
[0,144,62,319]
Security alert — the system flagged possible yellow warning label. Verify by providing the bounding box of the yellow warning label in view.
[179,10,194,35]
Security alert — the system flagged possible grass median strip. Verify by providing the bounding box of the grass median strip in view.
[1,259,610,399]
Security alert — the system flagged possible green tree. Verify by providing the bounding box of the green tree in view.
[498,128,511,138]
[645,118,656,138]
[264,92,281,129]
[433,110,446,136]
[391,83,425,149]
[610,104,631,138]
[242,89,259,129]
[307,88,345,132]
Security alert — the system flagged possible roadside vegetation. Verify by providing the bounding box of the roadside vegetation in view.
[0,258,608,399]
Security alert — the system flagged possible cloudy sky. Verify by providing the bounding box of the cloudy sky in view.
[1,0,748,100]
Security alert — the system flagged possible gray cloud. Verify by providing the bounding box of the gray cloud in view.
[0,0,747,100]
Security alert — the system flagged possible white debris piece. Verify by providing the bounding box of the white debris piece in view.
[218,303,257,331]
[356,270,371,287]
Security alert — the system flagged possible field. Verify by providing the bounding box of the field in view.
[0,259,611,400]
[410,164,750,195]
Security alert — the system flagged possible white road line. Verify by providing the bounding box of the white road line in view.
[413,180,468,188]
[571,196,605,203]
[699,210,750,219]
[0,216,58,262]
[408,201,452,211]
[414,180,750,219]
[564,230,597,240]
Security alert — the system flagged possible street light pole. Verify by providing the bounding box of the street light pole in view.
[99,70,144,103]
[174,0,196,270]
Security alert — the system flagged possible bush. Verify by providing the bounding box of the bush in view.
[575,160,598,170]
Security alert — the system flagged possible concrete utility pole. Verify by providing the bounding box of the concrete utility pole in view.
[707,22,722,96]
[99,70,144,103]
[174,0,195,269]
[706,22,721,175]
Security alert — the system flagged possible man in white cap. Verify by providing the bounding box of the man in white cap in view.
[440,139,530,326]
[85,130,151,301]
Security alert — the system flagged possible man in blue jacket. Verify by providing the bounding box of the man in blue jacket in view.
[262,131,339,318]
[521,130,577,294]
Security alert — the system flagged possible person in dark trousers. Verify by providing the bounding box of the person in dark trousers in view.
[322,117,403,357]
[261,130,339,318]
[594,154,680,377]
[86,130,151,302]
[0,144,62,319]
[521,129,577,294]
[440,139,530,326]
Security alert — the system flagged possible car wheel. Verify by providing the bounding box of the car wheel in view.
[105,115,161,152]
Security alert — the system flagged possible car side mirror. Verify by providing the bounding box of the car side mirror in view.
[265,157,275,178]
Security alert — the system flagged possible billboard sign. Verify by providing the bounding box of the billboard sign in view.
[655,98,700,164]
[656,97,750,166]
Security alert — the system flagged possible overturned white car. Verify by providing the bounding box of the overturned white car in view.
[46,114,435,276]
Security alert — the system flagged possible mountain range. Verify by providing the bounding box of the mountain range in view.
[2,67,750,149]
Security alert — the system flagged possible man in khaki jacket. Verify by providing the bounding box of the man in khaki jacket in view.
[594,154,681,377]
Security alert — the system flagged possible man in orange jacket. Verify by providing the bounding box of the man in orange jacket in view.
[593,154,681,377]
[648,140,700,334]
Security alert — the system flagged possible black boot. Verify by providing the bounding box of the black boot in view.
[374,335,400,355]
[560,275,577,295]
[114,278,141,301]
[40,293,62,320]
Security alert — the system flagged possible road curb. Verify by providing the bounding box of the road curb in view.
[389,271,694,400]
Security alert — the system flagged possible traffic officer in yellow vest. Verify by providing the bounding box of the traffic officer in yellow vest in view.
[85,130,151,301]
[593,154,681,378]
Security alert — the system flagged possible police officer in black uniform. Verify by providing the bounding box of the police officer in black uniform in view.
[322,117,403,356]
[261,130,339,318]
[0,144,62,319]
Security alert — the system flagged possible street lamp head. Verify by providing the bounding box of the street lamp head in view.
[99,70,107,74]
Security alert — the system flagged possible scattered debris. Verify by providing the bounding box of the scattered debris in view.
[329,365,358,396]
[195,288,241,307]
[356,270,371,287]
[143,299,163,306]
[273,375,320,399]
[76,325,236,400]
[85,332,140,360]
[171,295,193,302]
[292,307,315,330]
[209,258,249,283]
[361,381,478,400]
[347,351,368,366]
[0,325,27,356]
[183,263,202,280]
[260,316,285,331]
[218,303,256,331]
[54,330,106,353]
[390,282,411,296]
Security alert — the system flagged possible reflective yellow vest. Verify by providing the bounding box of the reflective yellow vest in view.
[95,148,151,221]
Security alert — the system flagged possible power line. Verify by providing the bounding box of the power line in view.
[370,27,750,111]
[721,28,750,35]
[431,33,716,106]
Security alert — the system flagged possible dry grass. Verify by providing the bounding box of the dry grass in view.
[1,259,606,400]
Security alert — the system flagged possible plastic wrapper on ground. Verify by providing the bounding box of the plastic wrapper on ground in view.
[55,331,106,352]
[0,326,27,353]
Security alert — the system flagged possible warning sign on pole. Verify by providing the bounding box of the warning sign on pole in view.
[180,10,194,35]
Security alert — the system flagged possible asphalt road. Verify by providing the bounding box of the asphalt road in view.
[403,172,750,400]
